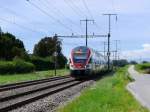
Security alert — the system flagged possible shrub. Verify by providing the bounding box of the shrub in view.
[57,54,67,68]
[0,60,35,74]
[30,56,54,71]
[0,61,15,74]
[14,59,35,73]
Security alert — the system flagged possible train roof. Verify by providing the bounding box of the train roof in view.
[72,46,106,58]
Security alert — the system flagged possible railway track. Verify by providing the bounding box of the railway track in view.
[0,75,70,91]
[0,75,84,112]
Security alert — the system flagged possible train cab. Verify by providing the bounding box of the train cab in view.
[69,46,91,75]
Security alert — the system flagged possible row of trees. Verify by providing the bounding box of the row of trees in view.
[0,30,67,73]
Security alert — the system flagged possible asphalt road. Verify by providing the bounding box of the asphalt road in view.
[127,65,150,110]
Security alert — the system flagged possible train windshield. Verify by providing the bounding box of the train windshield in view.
[72,46,89,63]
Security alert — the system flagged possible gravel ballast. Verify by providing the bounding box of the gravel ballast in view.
[9,80,95,112]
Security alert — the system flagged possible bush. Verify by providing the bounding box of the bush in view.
[14,59,35,73]
[30,56,54,71]
[0,60,35,74]
[56,54,67,68]
[0,61,15,74]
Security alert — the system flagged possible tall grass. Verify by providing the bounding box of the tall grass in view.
[58,67,148,112]
[0,69,69,85]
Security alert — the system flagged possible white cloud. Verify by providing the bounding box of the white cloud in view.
[121,43,150,61]
[143,44,150,50]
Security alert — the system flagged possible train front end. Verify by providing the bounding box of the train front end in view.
[69,46,91,76]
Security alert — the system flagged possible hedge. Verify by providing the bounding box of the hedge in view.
[30,56,67,71]
[0,60,35,74]
[30,56,54,71]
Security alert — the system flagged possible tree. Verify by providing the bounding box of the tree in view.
[0,31,27,60]
[33,36,62,57]
[118,59,128,67]
[130,60,138,64]
[33,36,67,68]
[112,59,128,67]
[142,61,149,64]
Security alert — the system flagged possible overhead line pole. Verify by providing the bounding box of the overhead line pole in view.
[53,34,59,76]
[114,40,120,60]
[103,41,106,57]
[103,14,117,70]
[0,26,2,37]
[80,19,94,47]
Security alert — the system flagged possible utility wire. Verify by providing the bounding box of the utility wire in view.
[26,0,73,33]
[41,0,81,33]
[0,5,30,21]
[0,17,45,34]
[63,0,87,33]
[63,0,84,18]
[62,0,85,33]
[44,0,76,26]
[0,4,50,34]
[69,0,87,17]
[81,0,101,30]
[82,0,93,19]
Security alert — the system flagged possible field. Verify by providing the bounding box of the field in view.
[58,67,148,112]
[135,63,150,74]
[0,69,69,85]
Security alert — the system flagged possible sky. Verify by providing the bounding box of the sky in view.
[0,0,150,61]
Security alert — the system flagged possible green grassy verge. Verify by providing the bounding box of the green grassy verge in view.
[0,69,69,85]
[135,63,150,74]
[58,67,149,112]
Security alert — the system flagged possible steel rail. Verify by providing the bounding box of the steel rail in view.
[0,75,70,91]
[0,79,83,112]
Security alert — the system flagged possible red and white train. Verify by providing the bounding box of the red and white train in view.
[69,46,107,77]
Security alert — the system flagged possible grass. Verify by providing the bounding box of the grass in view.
[58,67,149,112]
[135,63,150,74]
[0,69,69,85]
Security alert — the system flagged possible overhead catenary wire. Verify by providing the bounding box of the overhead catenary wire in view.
[26,0,73,33]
